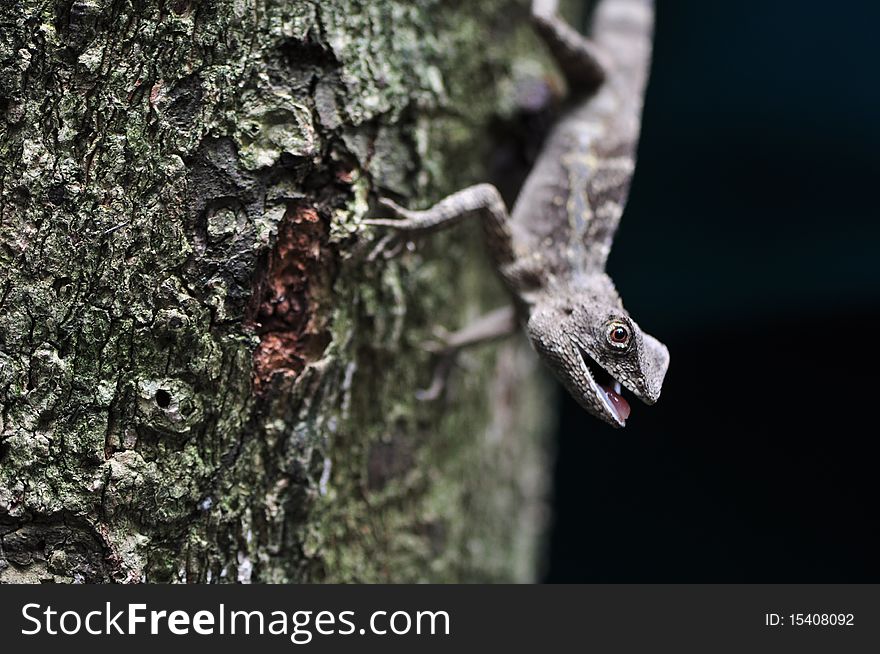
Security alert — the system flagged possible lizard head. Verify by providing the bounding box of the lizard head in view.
[526,283,669,428]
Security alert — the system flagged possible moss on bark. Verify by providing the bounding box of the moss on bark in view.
[0,0,554,583]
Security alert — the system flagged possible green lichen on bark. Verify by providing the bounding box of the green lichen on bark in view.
[0,0,554,583]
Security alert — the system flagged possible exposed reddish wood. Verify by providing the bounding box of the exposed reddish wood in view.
[247,204,332,390]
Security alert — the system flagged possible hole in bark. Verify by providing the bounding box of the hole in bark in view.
[171,0,191,16]
[52,276,72,294]
[154,389,172,409]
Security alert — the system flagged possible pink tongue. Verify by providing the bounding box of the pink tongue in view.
[602,385,631,422]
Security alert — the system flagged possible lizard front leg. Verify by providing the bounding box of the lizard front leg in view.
[365,185,525,400]
[365,183,516,267]
[416,305,518,401]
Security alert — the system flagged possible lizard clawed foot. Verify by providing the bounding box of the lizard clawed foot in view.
[376,196,409,216]
[414,348,460,402]
[366,231,408,262]
[362,198,426,260]
[412,327,461,401]
[363,198,432,232]
[419,325,454,355]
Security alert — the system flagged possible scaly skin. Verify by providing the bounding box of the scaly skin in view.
[366,0,668,427]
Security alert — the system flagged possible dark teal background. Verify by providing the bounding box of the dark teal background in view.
[543,0,880,581]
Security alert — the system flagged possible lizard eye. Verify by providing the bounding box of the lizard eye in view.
[606,321,631,350]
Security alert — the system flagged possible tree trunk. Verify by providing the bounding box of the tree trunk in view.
[0,0,554,583]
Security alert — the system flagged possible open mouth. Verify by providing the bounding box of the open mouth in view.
[577,345,631,425]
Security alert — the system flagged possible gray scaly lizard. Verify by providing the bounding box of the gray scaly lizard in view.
[366,0,669,428]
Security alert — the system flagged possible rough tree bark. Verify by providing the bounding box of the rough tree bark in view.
[0,0,556,582]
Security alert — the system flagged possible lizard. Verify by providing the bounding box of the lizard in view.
[365,0,669,428]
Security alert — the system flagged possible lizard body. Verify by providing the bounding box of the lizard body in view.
[511,0,652,278]
[367,0,669,428]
